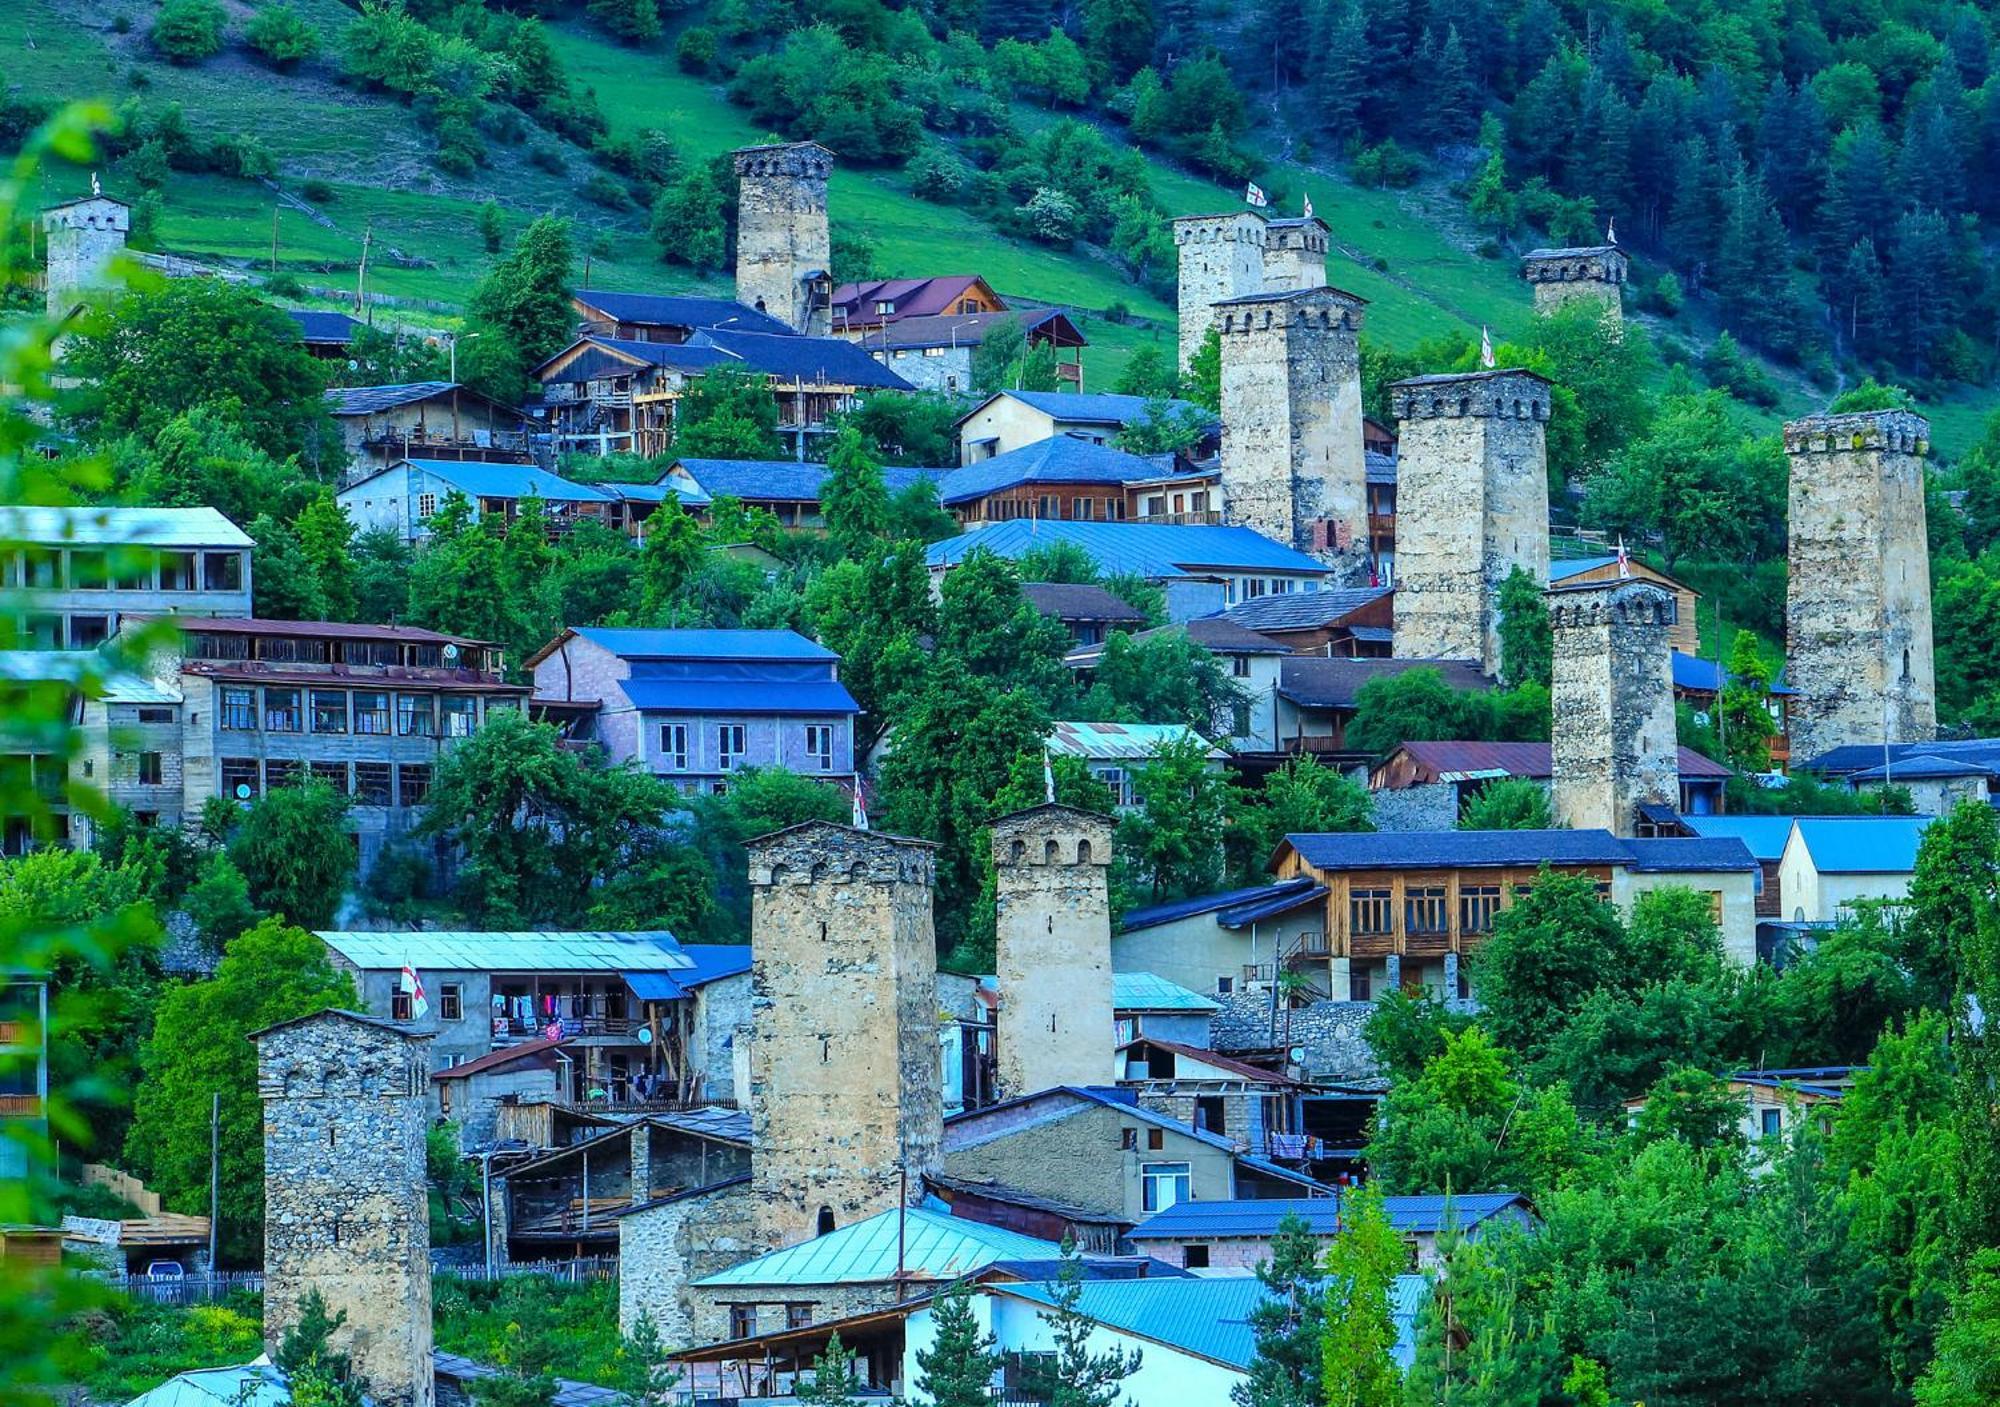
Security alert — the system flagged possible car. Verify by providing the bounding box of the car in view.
[141,1260,186,1280]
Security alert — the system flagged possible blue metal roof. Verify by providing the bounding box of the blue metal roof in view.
[1803,738,2000,777]
[1127,1192,1531,1241]
[669,458,947,505]
[289,309,361,344]
[1120,878,1322,933]
[1222,882,1331,928]
[398,461,613,503]
[1847,755,1989,781]
[690,328,914,390]
[125,1360,292,1407]
[1622,837,1759,873]
[583,336,736,373]
[618,678,859,716]
[1112,971,1221,1013]
[573,628,836,662]
[318,931,685,972]
[1671,650,1797,697]
[926,521,1330,579]
[1220,586,1390,631]
[625,945,749,999]
[1684,815,1800,862]
[1792,816,1935,874]
[935,438,1172,506]
[573,290,795,336]
[990,391,1214,427]
[694,1206,1064,1286]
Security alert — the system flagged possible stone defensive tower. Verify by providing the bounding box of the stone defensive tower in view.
[745,821,942,1249]
[1389,370,1553,674]
[992,804,1116,1097]
[42,193,129,320]
[1521,244,1628,322]
[1215,285,1370,578]
[253,1010,434,1407]
[732,142,833,336]
[1261,216,1330,293]
[1784,410,1937,762]
[1173,212,1267,372]
[1548,579,1680,836]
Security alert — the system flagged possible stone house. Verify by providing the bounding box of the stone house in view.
[956,390,1219,463]
[1368,740,1731,828]
[1126,1191,1534,1272]
[526,628,860,796]
[831,273,1087,394]
[1773,815,1934,923]
[0,506,252,650]
[1112,1035,1312,1164]
[325,383,530,481]
[656,458,949,531]
[316,929,750,1116]
[1272,829,1762,998]
[1839,754,1988,814]
[1113,878,1327,1002]
[336,460,650,543]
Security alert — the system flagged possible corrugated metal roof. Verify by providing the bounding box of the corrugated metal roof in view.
[1120,878,1321,934]
[1803,738,2000,777]
[1048,720,1222,762]
[979,391,1213,427]
[0,505,252,548]
[1278,657,1489,710]
[1383,740,1731,783]
[573,628,835,662]
[1113,972,1220,1013]
[125,1361,291,1407]
[624,945,751,999]
[317,931,687,972]
[1670,649,1797,697]
[694,1206,1063,1286]
[1847,755,1988,781]
[667,458,948,505]
[395,462,615,503]
[1128,1192,1530,1240]
[1793,816,1935,874]
[690,328,914,390]
[0,650,180,703]
[289,309,361,344]
[326,381,461,416]
[936,438,1172,505]
[1021,582,1148,623]
[1684,815,1801,862]
[928,521,1329,580]
[573,290,794,336]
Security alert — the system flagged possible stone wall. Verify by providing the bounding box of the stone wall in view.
[1261,218,1329,293]
[1369,782,1462,832]
[1521,247,1626,321]
[1173,213,1266,372]
[617,1180,759,1347]
[43,196,128,318]
[1388,371,1551,674]
[1209,992,1380,1083]
[1549,580,1679,835]
[992,806,1116,1097]
[745,822,941,1252]
[255,1011,434,1407]
[1784,410,1937,761]
[733,143,832,335]
[1215,287,1369,580]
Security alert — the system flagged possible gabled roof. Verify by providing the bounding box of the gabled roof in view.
[124,1359,292,1407]
[926,521,1330,580]
[1048,720,1223,762]
[288,309,362,345]
[831,275,992,323]
[1669,650,1797,697]
[1847,755,1989,781]
[1112,971,1221,1013]
[687,327,914,390]
[665,458,947,506]
[1802,738,2000,778]
[1788,816,1935,874]
[1118,877,1323,934]
[1221,586,1390,632]
[1277,656,1489,711]
[1683,815,1803,863]
[1280,829,1756,874]
[1127,1191,1532,1241]
[361,461,614,504]
[1120,1035,1305,1086]
[316,930,687,972]
[693,1206,1065,1287]
[1177,616,1291,655]
[851,306,1085,352]
[431,1037,567,1082]
[958,391,1215,430]
[571,290,795,337]
[936,437,1172,506]
[1377,740,1730,784]
[568,628,836,663]
[1020,582,1149,625]
[326,380,513,418]
[0,505,252,548]
[623,945,752,999]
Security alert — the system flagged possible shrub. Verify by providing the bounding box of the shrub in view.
[908,145,968,202]
[581,171,630,209]
[245,4,319,70]
[675,25,717,73]
[299,177,335,203]
[528,144,565,175]
[151,0,226,64]
[1351,139,1421,188]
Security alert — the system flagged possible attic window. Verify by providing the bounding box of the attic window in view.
[875,301,894,315]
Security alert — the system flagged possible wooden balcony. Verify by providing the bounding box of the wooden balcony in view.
[1350,929,1397,958]
[0,1094,43,1117]
[1369,513,1396,541]
[1403,929,1453,958]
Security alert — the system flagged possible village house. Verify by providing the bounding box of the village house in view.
[1840,755,1988,813]
[1670,652,1796,769]
[0,975,46,1181]
[829,274,1088,393]
[325,383,531,480]
[1549,554,1700,652]
[655,458,949,530]
[1021,582,1149,647]
[286,309,364,359]
[957,390,1219,463]
[1623,1068,1853,1146]
[1269,656,1491,769]
[1126,1191,1535,1271]
[1112,1035,1314,1167]
[926,520,1331,621]
[1799,737,2000,792]
[1112,971,1220,1047]
[1271,828,1762,1000]
[336,460,657,543]
[1220,585,1394,656]
[1773,815,1934,923]
[527,628,860,796]
[1368,739,1732,827]
[1113,877,1328,1002]
[1683,815,1793,922]
[569,290,796,343]
[1066,617,1291,756]
[1046,720,1225,810]
[935,438,1179,526]
[0,506,252,650]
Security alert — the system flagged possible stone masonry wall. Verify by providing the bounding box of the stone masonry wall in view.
[1261,218,1329,293]
[617,1181,759,1346]
[1549,580,1679,835]
[256,1012,434,1407]
[745,823,941,1253]
[1784,411,1937,761]
[1173,213,1267,372]
[1209,992,1380,1083]
[733,143,832,335]
[993,805,1116,1098]
[1522,249,1626,321]
[43,196,128,318]
[1388,371,1551,673]
[1369,782,1462,832]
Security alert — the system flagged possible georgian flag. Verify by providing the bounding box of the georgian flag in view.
[1480,326,1495,369]
[399,962,429,1020]
[852,787,869,831]
[1303,192,1314,219]
[1244,181,1268,208]
[1616,536,1632,579]
[1043,748,1057,806]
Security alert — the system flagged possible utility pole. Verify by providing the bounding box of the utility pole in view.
[207,1092,219,1272]
[269,207,279,275]
[356,225,373,323]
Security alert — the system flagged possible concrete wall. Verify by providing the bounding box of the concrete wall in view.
[1549,580,1679,835]
[1775,836,1916,922]
[942,1098,1238,1222]
[1173,213,1267,372]
[1388,371,1551,675]
[994,806,1117,1097]
[733,144,832,335]
[1612,871,1759,968]
[1784,411,1937,760]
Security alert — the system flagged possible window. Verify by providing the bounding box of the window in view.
[221,688,257,732]
[138,752,163,786]
[21,548,58,588]
[804,725,834,771]
[137,707,173,724]
[353,691,391,735]
[786,1304,813,1330]
[438,984,463,1021]
[440,697,478,738]
[264,688,302,733]
[354,762,392,806]
[397,694,436,737]
[660,724,689,770]
[922,346,944,358]
[417,493,438,520]
[1405,886,1448,936]
[66,615,109,649]
[398,764,433,807]
[392,990,413,1021]
[1707,890,1724,923]
[718,724,747,770]
[220,757,261,801]
[265,759,302,791]
[158,551,195,591]
[1351,964,1373,1001]
[1120,1128,1138,1151]
[68,550,108,589]
[1141,1161,1191,1212]
[1194,1095,1227,1133]
[312,690,349,734]
[1231,654,1252,678]
[1183,1244,1210,1269]
[1459,885,1502,936]
[1760,1108,1782,1138]
[1456,964,1472,1001]
[202,552,243,591]
[728,1305,756,1340]
[1071,497,1090,520]
[1349,888,1393,936]
[310,761,349,794]
[1146,1128,1165,1152]
[1216,975,1235,995]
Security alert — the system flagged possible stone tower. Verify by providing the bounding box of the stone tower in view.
[1261,216,1330,293]
[253,1010,433,1407]
[1520,244,1628,322]
[1389,370,1553,674]
[745,821,942,1249]
[732,142,833,336]
[1215,285,1370,579]
[42,193,129,320]
[1548,579,1680,836]
[992,804,1116,1097]
[1784,410,1937,762]
[1173,212,1267,372]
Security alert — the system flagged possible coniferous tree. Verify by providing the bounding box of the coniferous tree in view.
[1887,207,1960,375]
[914,1282,1001,1407]
[1314,0,1370,145]
[1232,1215,1327,1407]
[1840,237,1891,361]
[797,1333,863,1406]
[1321,1186,1405,1407]
[1036,1236,1143,1407]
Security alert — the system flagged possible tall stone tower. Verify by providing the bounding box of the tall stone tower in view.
[1261,216,1330,293]
[1215,285,1370,580]
[1521,244,1628,322]
[1389,370,1553,674]
[42,192,129,319]
[745,821,942,1249]
[1784,409,1937,762]
[253,1010,433,1407]
[1548,579,1680,836]
[732,142,833,336]
[1173,212,1267,372]
[992,804,1115,1097]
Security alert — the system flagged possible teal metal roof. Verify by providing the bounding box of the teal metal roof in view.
[694,1206,1062,1286]
[1113,972,1220,1014]
[317,931,685,972]
[125,1360,290,1407]
[1792,816,1935,874]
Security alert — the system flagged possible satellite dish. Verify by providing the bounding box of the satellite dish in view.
[1289,1046,1306,1063]
[347,359,359,371]
[234,783,251,800]
[442,643,460,663]
[636,1026,653,1045]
